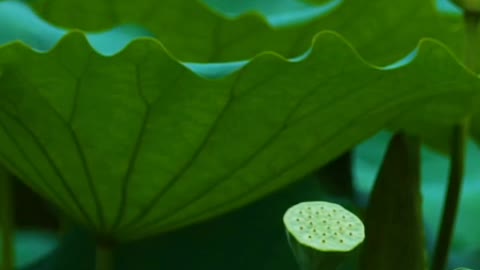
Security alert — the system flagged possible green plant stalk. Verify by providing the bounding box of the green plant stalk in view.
[431,9,480,270]
[464,11,480,72]
[432,122,469,270]
[95,242,114,270]
[286,233,346,270]
[358,133,426,270]
[0,167,14,270]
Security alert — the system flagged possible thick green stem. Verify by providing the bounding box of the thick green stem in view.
[464,11,480,72]
[431,122,469,270]
[432,7,480,270]
[96,242,114,270]
[0,167,14,270]
[359,133,425,270]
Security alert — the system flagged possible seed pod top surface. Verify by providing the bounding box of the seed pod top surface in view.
[283,201,365,252]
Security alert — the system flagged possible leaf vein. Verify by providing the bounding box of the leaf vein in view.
[0,107,94,226]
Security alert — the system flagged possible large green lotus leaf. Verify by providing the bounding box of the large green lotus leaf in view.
[23,0,463,64]
[387,83,480,152]
[0,31,478,241]
[6,0,480,152]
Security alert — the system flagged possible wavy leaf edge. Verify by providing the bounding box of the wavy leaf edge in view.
[0,30,475,80]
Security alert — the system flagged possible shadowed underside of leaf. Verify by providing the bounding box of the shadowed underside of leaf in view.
[24,0,464,64]
[0,31,478,241]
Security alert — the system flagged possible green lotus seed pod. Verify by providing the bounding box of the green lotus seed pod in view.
[283,201,365,270]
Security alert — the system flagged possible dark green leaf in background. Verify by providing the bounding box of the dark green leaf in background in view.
[0,1,153,54]
[202,0,334,26]
[22,0,464,65]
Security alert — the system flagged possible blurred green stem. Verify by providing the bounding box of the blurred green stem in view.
[358,133,425,270]
[432,122,469,270]
[432,9,480,270]
[96,241,114,270]
[464,11,480,72]
[0,167,14,270]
